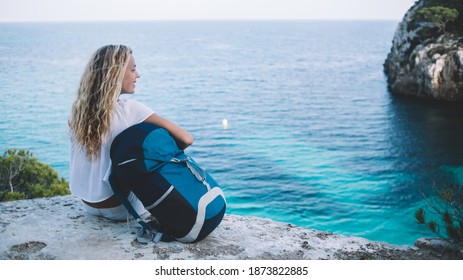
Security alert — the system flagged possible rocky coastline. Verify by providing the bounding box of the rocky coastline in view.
[384,0,463,101]
[0,195,461,260]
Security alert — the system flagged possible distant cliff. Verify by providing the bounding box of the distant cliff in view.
[384,0,463,101]
[1,195,462,260]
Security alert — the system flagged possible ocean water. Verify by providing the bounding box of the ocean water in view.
[1,21,462,246]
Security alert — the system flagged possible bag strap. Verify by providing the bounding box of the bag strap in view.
[171,157,211,190]
[108,174,167,243]
[145,154,211,190]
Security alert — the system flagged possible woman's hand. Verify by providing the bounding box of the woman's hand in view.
[144,113,193,150]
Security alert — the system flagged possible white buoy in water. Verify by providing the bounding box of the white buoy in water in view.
[222,118,229,129]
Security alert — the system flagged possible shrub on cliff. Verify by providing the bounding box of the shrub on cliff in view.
[415,182,463,241]
[415,6,459,33]
[0,149,70,202]
[416,0,463,35]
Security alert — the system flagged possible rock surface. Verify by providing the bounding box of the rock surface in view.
[384,0,463,101]
[0,195,462,260]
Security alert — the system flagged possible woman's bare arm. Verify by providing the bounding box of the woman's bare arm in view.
[144,113,193,150]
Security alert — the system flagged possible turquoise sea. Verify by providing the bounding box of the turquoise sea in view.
[1,21,462,245]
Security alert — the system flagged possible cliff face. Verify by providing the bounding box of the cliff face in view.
[384,0,463,101]
[0,195,462,260]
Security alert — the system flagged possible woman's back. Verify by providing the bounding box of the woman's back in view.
[69,99,153,202]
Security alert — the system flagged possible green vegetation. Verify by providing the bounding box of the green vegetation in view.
[415,182,463,241]
[0,149,69,202]
[410,0,463,36]
[415,6,459,33]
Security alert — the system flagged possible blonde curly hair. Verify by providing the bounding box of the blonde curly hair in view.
[69,45,132,159]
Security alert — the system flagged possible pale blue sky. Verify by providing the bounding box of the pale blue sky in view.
[0,0,417,22]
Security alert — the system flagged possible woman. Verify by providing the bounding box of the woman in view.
[69,45,192,220]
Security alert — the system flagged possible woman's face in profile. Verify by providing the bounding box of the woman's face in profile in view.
[121,55,140,94]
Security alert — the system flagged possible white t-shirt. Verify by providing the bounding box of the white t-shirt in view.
[69,99,154,203]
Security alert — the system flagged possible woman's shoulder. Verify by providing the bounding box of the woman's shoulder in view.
[117,98,151,110]
[117,98,142,107]
[116,98,154,119]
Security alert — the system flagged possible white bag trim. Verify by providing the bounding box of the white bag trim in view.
[176,187,226,242]
[146,185,174,211]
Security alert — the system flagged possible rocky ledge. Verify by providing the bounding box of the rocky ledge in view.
[0,195,462,260]
[384,0,463,101]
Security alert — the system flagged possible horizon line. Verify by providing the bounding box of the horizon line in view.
[0,18,403,23]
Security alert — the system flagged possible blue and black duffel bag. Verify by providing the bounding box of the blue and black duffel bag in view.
[109,122,226,243]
